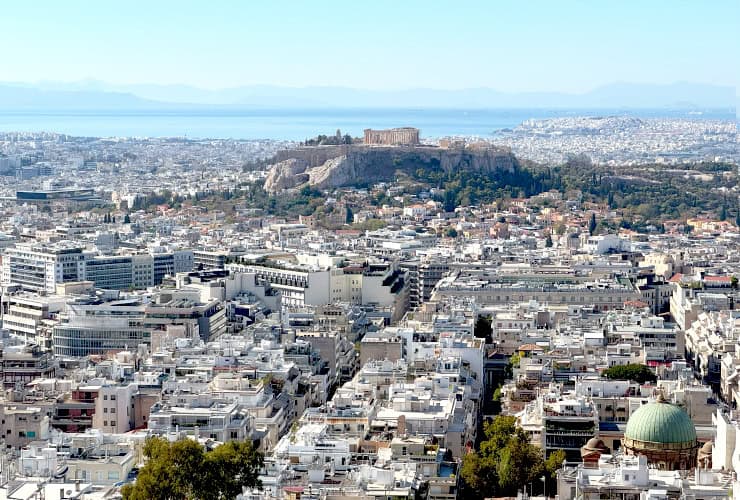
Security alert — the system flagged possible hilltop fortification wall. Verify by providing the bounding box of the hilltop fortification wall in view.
[264,144,517,192]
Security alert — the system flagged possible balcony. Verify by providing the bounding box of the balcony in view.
[545,429,595,437]
[544,410,594,418]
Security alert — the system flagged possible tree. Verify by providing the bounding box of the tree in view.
[121,437,263,500]
[195,441,264,500]
[509,353,521,368]
[602,363,657,384]
[345,206,354,224]
[446,228,458,238]
[124,213,131,224]
[545,234,553,247]
[543,449,566,494]
[497,432,544,493]
[545,449,566,475]
[460,451,497,499]
[474,315,492,341]
[588,212,597,235]
[443,189,457,213]
[122,437,204,500]
[461,416,545,499]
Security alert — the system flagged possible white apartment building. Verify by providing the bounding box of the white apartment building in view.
[230,257,407,313]
[1,293,67,348]
[148,397,253,442]
[2,243,193,292]
[2,244,87,293]
[685,310,740,386]
[272,422,353,470]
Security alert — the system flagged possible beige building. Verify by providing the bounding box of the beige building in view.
[92,383,139,434]
[363,127,420,146]
[0,403,51,448]
[66,446,136,485]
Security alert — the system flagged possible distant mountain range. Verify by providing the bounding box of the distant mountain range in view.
[0,80,735,110]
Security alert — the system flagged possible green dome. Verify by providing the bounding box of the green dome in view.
[624,400,697,445]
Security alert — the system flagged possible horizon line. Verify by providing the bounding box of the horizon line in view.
[2,79,737,95]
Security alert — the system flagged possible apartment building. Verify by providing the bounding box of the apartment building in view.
[520,390,598,462]
[231,257,408,320]
[52,384,100,432]
[1,293,67,348]
[147,397,253,442]
[1,243,193,292]
[1,244,86,293]
[144,291,226,342]
[0,403,51,448]
[152,250,194,285]
[0,344,57,389]
[85,254,155,289]
[91,382,140,434]
[434,272,640,311]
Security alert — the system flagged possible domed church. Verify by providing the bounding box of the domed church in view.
[622,394,699,470]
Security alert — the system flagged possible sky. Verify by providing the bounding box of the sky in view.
[1,0,738,93]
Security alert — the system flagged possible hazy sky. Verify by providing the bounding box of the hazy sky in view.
[2,0,737,92]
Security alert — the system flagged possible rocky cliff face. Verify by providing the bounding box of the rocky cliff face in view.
[263,158,310,192]
[264,145,517,192]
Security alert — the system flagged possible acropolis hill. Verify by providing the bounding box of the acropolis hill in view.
[263,142,517,192]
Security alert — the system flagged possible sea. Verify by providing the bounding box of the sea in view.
[0,108,735,140]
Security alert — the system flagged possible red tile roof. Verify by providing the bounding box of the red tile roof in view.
[668,273,683,283]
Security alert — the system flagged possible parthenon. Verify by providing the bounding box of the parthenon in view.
[363,127,420,146]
